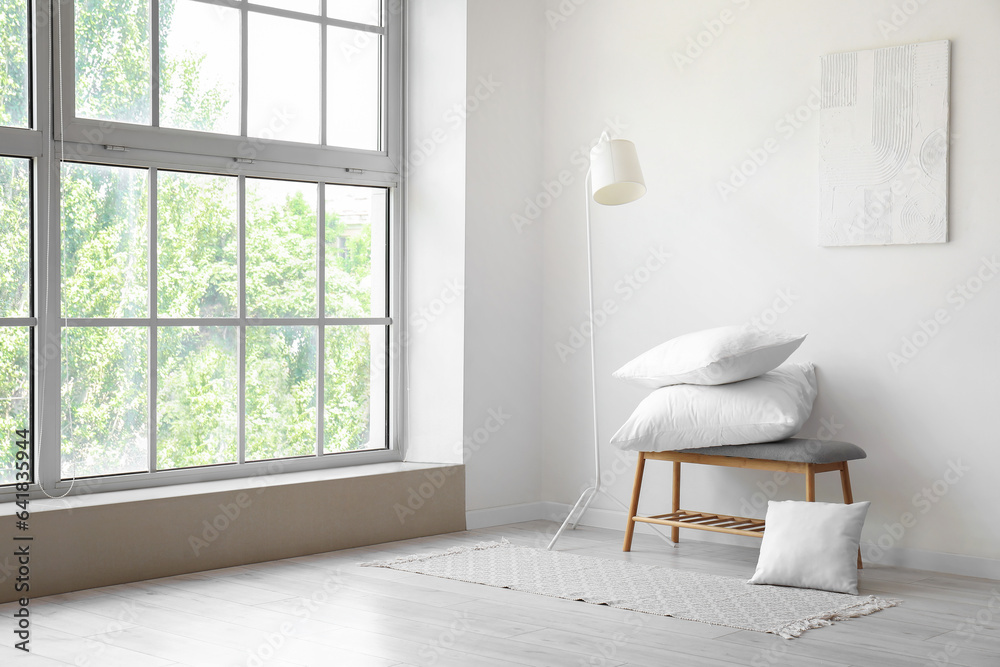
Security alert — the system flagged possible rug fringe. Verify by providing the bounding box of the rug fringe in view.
[773,595,902,639]
[359,538,510,568]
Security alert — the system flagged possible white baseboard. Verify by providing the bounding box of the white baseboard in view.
[869,545,1000,581]
[465,502,555,529]
[467,501,1000,581]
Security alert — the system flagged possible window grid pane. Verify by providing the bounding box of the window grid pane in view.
[324,324,386,454]
[0,0,30,128]
[247,13,321,144]
[159,0,241,135]
[246,178,317,319]
[327,0,381,26]
[0,157,31,318]
[326,26,381,151]
[75,0,152,125]
[157,326,238,470]
[245,325,317,461]
[62,326,149,478]
[325,184,386,317]
[157,171,238,318]
[56,165,389,480]
[62,163,149,319]
[0,328,30,485]
[0,153,31,487]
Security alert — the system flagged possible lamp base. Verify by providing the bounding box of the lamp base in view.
[546,485,678,550]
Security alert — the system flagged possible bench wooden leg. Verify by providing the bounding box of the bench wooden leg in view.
[671,461,681,544]
[623,454,646,552]
[805,464,816,502]
[839,462,864,569]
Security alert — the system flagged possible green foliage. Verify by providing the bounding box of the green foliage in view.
[0,329,29,485]
[62,163,148,318]
[246,326,317,461]
[158,0,235,133]
[62,327,148,476]
[0,158,29,317]
[157,326,237,469]
[0,0,381,482]
[246,183,317,319]
[325,325,373,453]
[0,158,30,483]
[75,0,152,124]
[0,0,28,127]
[58,167,378,475]
[157,172,238,318]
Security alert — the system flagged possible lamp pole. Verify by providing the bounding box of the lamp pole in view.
[546,136,674,551]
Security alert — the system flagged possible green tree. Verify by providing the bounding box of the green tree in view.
[3,0,380,481]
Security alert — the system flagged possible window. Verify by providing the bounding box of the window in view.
[0,0,30,129]
[0,157,31,486]
[0,0,34,487]
[64,0,394,163]
[0,0,401,495]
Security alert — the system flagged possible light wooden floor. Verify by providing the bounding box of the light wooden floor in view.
[2,520,999,666]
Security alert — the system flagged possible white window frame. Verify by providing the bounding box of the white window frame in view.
[55,0,403,179]
[0,0,404,501]
[0,0,47,497]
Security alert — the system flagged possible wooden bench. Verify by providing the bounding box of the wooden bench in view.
[622,438,867,567]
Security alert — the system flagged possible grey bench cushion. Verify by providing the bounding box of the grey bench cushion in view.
[678,438,866,464]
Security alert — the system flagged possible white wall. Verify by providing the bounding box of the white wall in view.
[464,0,546,513]
[540,0,1000,573]
[404,0,468,465]
[405,0,547,516]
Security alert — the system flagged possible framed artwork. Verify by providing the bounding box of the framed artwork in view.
[819,40,950,246]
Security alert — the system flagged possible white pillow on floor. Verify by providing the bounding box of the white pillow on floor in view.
[612,325,806,388]
[610,362,817,452]
[749,500,870,595]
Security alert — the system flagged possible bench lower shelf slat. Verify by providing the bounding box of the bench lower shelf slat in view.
[632,509,766,538]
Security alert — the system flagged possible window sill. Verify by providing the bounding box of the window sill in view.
[0,460,451,515]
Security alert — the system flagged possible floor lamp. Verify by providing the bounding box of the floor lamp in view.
[548,133,671,550]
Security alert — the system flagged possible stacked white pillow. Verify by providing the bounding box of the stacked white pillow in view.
[611,325,814,452]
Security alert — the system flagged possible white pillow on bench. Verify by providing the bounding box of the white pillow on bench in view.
[613,325,806,388]
[610,362,817,452]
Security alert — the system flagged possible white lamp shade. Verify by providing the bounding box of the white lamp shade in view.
[590,138,646,206]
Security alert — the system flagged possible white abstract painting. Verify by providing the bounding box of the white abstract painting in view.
[819,40,950,246]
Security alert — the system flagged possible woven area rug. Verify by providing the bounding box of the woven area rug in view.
[361,540,899,639]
